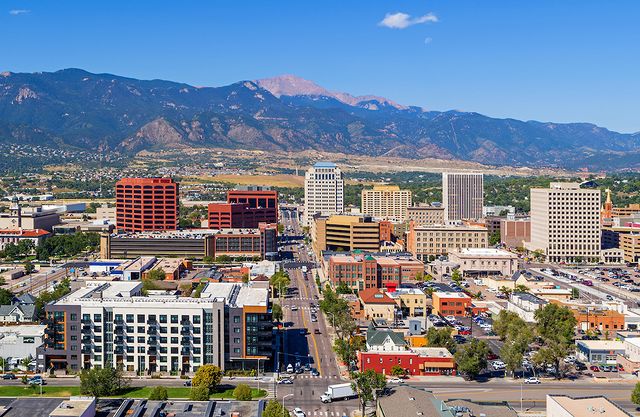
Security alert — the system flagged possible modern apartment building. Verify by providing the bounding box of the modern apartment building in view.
[208,188,279,229]
[361,185,412,222]
[406,205,445,226]
[303,162,344,226]
[37,281,272,374]
[115,178,179,232]
[311,215,381,256]
[442,173,484,223]
[406,223,489,261]
[526,183,601,263]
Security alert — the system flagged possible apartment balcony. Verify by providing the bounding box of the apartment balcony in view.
[81,347,92,354]
[180,329,190,336]
[147,328,157,335]
[147,348,158,355]
[180,348,190,356]
[180,319,190,326]
[147,337,158,345]
[81,327,92,334]
[147,319,157,325]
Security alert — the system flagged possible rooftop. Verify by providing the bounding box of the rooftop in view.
[450,248,517,258]
[313,161,337,168]
[511,292,547,305]
[433,291,471,299]
[49,397,95,417]
[359,288,396,304]
[547,395,632,417]
[576,340,625,350]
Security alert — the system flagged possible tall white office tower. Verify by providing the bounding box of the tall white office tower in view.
[304,162,344,226]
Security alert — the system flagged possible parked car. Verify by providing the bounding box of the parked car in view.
[310,369,320,377]
[1,373,16,380]
[293,407,306,417]
[278,378,294,384]
[524,377,541,384]
[590,365,600,372]
[314,329,321,334]
[388,378,404,384]
[183,380,192,386]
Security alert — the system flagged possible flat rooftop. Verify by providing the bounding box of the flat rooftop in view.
[54,281,267,309]
[576,340,625,350]
[548,395,631,417]
[434,291,470,299]
[111,228,262,239]
[451,248,517,257]
[49,397,95,417]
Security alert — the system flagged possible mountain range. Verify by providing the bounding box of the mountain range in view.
[0,68,638,171]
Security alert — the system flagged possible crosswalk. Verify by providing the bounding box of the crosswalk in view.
[300,410,351,417]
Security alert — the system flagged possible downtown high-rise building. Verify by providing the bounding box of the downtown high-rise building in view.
[115,177,179,232]
[526,182,601,263]
[361,185,412,222]
[304,162,344,226]
[442,173,484,223]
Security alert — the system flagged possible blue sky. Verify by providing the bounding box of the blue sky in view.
[1,1,638,132]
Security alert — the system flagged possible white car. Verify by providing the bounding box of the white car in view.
[491,361,506,370]
[293,407,307,417]
[524,377,541,384]
[563,355,576,364]
[388,378,404,384]
[291,306,298,311]
[445,315,456,323]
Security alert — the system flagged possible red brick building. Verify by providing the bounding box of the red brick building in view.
[116,178,179,232]
[208,189,278,229]
[358,348,456,376]
[328,254,423,291]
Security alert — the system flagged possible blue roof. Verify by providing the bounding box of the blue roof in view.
[314,162,337,168]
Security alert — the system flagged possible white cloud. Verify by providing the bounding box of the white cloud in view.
[9,9,30,15]
[379,12,438,29]
[424,37,433,45]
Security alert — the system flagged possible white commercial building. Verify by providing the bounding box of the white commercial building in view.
[526,183,601,263]
[0,325,45,363]
[361,185,412,222]
[304,162,344,226]
[448,248,519,277]
[546,395,631,417]
[442,172,484,223]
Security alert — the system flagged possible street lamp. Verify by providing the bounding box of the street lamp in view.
[282,393,293,417]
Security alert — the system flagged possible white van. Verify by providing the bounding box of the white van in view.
[287,364,294,373]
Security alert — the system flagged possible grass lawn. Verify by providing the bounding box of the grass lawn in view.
[0,385,266,399]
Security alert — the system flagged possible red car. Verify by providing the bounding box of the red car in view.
[590,365,600,372]
[487,352,498,360]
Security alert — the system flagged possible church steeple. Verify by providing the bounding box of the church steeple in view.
[601,188,613,223]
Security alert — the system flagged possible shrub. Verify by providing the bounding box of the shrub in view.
[189,385,210,401]
[148,386,168,401]
[233,384,252,401]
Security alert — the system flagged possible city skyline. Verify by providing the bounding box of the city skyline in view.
[1,1,639,132]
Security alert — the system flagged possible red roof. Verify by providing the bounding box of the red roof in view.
[0,229,50,237]
[359,288,396,305]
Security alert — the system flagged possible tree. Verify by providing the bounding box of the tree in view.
[233,384,253,401]
[390,365,406,377]
[149,386,168,400]
[571,288,580,299]
[269,271,291,300]
[351,370,386,417]
[192,364,223,393]
[189,385,210,401]
[514,284,529,293]
[202,256,214,264]
[500,331,533,378]
[533,303,577,379]
[215,255,232,263]
[454,339,489,380]
[336,281,353,294]
[242,273,250,284]
[0,288,14,305]
[80,366,128,397]
[498,286,512,297]
[272,303,283,322]
[425,327,456,354]
[21,356,32,370]
[632,382,640,407]
[147,268,166,281]
[18,240,35,257]
[492,310,526,341]
[263,400,290,417]
[1,243,20,260]
[451,269,462,284]
[489,231,501,246]
[277,224,285,234]
[23,260,35,275]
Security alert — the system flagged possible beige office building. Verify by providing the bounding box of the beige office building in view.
[361,185,412,222]
[406,223,488,261]
[406,205,445,226]
[303,162,344,226]
[448,248,519,276]
[311,215,380,256]
[526,183,601,263]
[442,173,484,223]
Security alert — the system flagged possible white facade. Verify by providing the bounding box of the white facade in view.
[448,248,519,276]
[361,185,412,222]
[304,162,344,226]
[0,325,45,361]
[526,183,601,263]
[442,173,484,223]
